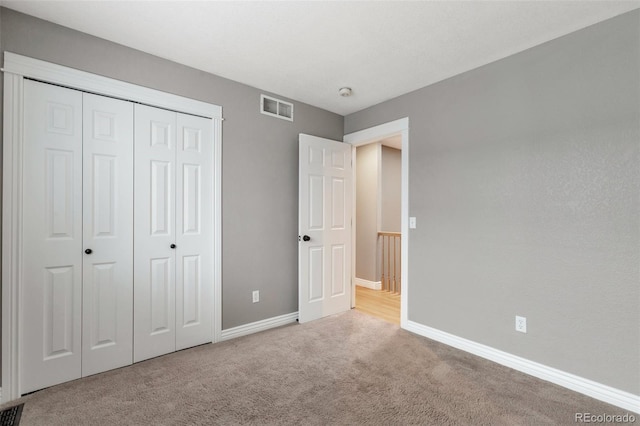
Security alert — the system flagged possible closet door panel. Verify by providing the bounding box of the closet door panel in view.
[134,104,177,362]
[176,113,213,350]
[22,80,83,393]
[82,93,134,376]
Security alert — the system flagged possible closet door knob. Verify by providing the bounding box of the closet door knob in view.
[170,244,176,249]
[302,235,311,242]
[85,249,93,254]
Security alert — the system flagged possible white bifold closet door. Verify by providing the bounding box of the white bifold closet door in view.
[134,104,213,363]
[81,93,134,376]
[21,80,134,393]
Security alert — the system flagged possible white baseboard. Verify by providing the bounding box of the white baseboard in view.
[405,321,640,414]
[220,312,298,341]
[355,277,382,290]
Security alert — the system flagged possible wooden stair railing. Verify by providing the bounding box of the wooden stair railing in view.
[378,232,401,294]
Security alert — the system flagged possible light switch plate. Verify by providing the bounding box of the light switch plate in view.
[409,217,416,229]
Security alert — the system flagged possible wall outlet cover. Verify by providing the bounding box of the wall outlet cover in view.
[515,315,527,333]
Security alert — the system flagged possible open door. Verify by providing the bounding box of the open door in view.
[298,134,352,323]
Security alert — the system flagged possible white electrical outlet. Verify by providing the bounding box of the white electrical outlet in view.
[515,316,527,333]
[252,290,260,303]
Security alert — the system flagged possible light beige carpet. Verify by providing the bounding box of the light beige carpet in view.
[2,310,634,425]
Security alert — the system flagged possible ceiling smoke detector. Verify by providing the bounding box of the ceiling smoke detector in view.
[338,87,352,97]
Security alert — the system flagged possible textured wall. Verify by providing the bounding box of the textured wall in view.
[345,11,640,394]
[355,143,379,282]
[0,8,344,330]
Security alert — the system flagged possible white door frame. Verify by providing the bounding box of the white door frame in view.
[1,52,223,402]
[344,118,409,328]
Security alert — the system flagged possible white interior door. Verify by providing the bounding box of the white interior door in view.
[134,104,177,362]
[81,93,134,376]
[22,80,83,393]
[298,134,352,323]
[175,113,213,350]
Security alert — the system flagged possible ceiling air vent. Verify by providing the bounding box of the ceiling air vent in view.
[260,94,293,122]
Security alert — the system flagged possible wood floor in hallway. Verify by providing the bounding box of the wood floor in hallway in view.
[354,286,401,325]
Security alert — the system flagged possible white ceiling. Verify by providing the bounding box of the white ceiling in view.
[2,1,638,116]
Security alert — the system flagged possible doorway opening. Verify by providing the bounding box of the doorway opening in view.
[354,140,402,324]
[344,118,409,328]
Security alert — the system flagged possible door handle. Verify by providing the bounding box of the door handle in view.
[170,244,176,249]
[302,235,311,242]
[85,249,92,254]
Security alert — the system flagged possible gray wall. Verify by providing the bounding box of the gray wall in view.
[380,146,401,232]
[345,10,640,395]
[355,143,379,282]
[0,8,344,330]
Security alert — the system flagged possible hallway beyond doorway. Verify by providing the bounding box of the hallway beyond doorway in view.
[354,286,400,325]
